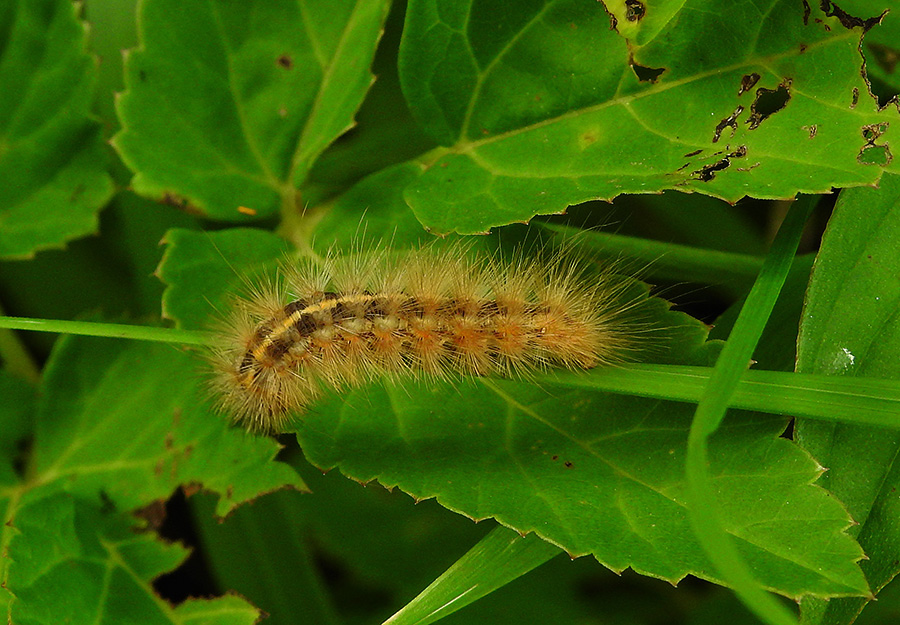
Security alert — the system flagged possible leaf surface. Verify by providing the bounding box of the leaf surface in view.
[0,0,114,258]
[796,172,900,625]
[113,0,390,220]
[34,335,304,514]
[7,492,259,625]
[1,333,305,624]
[399,0,899,234]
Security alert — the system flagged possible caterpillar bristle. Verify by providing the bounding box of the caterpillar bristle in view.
[206,241,653,434]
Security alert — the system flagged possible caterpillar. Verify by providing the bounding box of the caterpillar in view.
[207,242,649,434]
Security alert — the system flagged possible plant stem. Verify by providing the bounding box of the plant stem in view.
[0,317,212,346]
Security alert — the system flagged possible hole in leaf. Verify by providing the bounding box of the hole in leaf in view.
[625,0,645,21]
[857,123,892,166]
[851,87,859,108]
[692,146,747,181]
[747,80,791,130]
[694,159,730,182]
[856,123,892,165]
[713,106,744,143]
[858,144,892,166]
[862,122,888,141]
[867,42,900,75]
[819,1,886,31]
[864,42,900,107]
[631,58,665,83]
[738,73,760,96]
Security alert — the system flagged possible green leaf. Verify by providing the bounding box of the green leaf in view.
[33,335,305,515]
[0,370,34,613]
[162,227,868,600]
[1,331,306,623]
[6,492,260,625]
[113,0,390,221]
[796,172,900,625]
[300,379,866,600]
[398,0,898,234]
[192,491,342,625]
[310,162,445,251]
[0,0,114,259]
[158,227,292,330]
[303,1,439,205]
[283,454,492,596]
[0,370,35,462]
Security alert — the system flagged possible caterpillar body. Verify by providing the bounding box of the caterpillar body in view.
[208,243,646,433]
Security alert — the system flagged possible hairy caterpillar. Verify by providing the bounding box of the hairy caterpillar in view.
[208,242,649,434]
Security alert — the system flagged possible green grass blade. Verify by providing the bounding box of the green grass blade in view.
[0,316,212,345]
[549,365,900,429]
[4,316,898,428]
[686,197,816,625]
[539,222,765,286]
[383,527,560,625]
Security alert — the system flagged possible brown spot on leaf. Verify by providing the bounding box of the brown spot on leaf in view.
[802,124,818,138]
[277,54,293,69]
[580,130,599,149]
[684,149,703,158]
[183,483,202,497]
[69,183,86,203]
[135,500,167,530]
[747,79,791,130]
[161,192,202,216]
